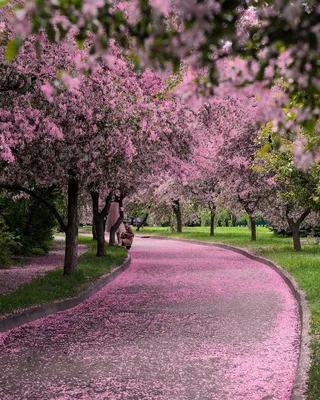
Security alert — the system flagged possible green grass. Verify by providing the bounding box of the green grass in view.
[78,226,92,232]
[0,235,127,316]
[138,226,320,400]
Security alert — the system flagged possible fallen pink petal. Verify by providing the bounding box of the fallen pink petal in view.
[0,238,300,399]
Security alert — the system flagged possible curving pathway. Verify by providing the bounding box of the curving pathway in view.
[0,237,300,399]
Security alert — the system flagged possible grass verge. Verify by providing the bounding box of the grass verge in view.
[138,226,320,400]
[0,235,127,316]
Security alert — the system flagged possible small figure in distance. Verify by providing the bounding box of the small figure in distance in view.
[120,222,135,250]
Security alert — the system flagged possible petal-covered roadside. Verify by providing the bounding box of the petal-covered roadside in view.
[0,237,300,400]
[0,243,87,297]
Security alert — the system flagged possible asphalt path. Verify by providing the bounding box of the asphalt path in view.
[0,237,300,399]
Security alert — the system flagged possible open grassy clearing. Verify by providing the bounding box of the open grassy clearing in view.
[0,235,127,316]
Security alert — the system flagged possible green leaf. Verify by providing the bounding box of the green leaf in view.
[47,24,56,42]
[75,37,84,49]
[303,119,316,133]
[271,134,281,150]
[5,38,22,62]
[0,0,9,7]
[258,143,271,156]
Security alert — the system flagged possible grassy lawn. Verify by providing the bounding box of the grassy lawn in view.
[138,226,320,400]
[0,235,127,316]
[79,226,92,232]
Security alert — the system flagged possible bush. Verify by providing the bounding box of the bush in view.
[0,190,57,255]
[0,217,14,268]
[30,247,47,255]
[0,232,11,268]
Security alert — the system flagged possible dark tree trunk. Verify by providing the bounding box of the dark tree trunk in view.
[172,199,182,233]
[225,218,229,227]
[286,207,311,251]
[210,205,216,236]
[240,195,261,242]
[231,214,237,227]
[110,196,125,246]
[91,192,105,257]
[95,218,105,256]
[92,218,97,240]
[291,224,301,251]
[91,191,112,256]
[249,216,256,241]
[64,179,79,276]
[136,212,149,231]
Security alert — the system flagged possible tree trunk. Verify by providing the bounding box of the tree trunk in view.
[110,196,125,246]
[64,179,79,275]
[231,214,237,227]
[137,212,149,231]
[92,218,97,240]
[291,224,301,251]
[210,210,215,236]
[286,207,311,251]
[172,199,182,233]
[91,191,112,256]
[249,216,256,241]
[209,204,216,236]
[287,219,302,251]
[95,218,105,256]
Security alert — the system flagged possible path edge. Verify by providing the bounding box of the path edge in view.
[142,235,310,400]
[0,255,131,333]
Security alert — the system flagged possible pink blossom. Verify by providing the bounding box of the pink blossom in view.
[140,118,147,131]
[61,73,80,92]
[40,83,55,102]
[293,137,313,172]
[82,0,105,16]
[150,0,171,15]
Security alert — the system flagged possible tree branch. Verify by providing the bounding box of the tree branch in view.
[0,63,37,94]
[0,184,67,232]
[100,192,113,219]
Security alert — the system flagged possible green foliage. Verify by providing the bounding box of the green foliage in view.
[30,247,47,255]
[0,232,11,268]
[0,235,127,315]
[0,216,14,268]
[0,0,9,7]
[0,189,60,255]
[256,128,320,212]
[216,209,233,227]
[5,38,23,62]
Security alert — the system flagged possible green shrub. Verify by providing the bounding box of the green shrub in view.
[30,247,47,255]
[0,190,57,255]
[0,232,11,268]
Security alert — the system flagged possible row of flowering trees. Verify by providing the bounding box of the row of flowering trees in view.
[1,0,320,271]
[129,84,320,252]
[0,4,196,274]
